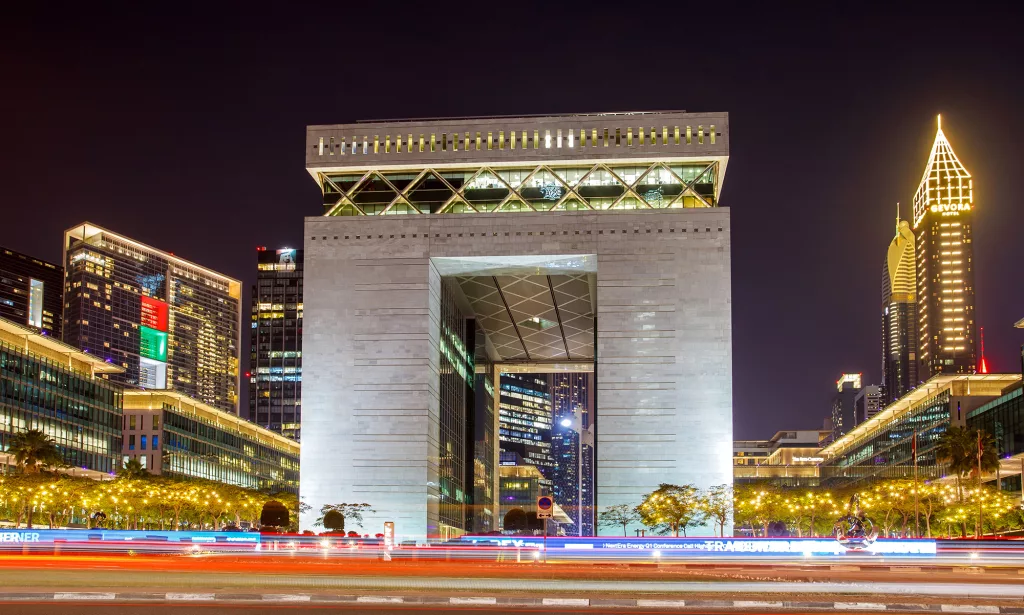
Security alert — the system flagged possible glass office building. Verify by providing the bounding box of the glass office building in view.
[63,223,242,414]
[122,390,299,494]
[819,374,1019,487]
[550,372,594,536]
[499,373,553,477]
[436,282,476,537]
[967,383,1024,492]
[0,316,124,476]
[250,248,303,439]
[473,368,496,533]
[0,246,63,338]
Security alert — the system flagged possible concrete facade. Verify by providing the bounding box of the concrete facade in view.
[300,208,733,538]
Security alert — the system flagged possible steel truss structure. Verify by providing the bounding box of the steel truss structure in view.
[320,161,720,216]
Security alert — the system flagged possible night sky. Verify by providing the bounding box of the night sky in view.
[3,4,1023,440]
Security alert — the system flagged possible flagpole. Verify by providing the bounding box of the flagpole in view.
[977,429,983,538]
[913,431,920,538]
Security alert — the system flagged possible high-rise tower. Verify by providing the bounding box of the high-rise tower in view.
[63,223,242,414]
[913,117,976,380]
[250,247,303,440]
[0,246,63,338]
[882,215,918,403]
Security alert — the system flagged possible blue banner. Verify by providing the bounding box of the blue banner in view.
[0,529,259,545]
[460,535,937,556]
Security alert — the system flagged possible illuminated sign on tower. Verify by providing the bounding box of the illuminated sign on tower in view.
[139,295,169,388]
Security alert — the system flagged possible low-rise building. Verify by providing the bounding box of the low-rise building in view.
[121,390,299,494]
[819,373,1020,487]
[733,430,827,487]
[0,316,123,477]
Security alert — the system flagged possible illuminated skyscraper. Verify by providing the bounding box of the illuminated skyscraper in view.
[882,217,918,403]
[250,247,303,439]
[63,223,242,414]
[551,372,594,536]
[829,373,862,441]
[498,373,553,475]
[913,117,976,379]
[0,246,63,337]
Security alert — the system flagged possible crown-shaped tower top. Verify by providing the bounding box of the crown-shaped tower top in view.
[913,115,972,228]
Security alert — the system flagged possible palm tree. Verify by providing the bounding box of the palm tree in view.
[8,429,64,474]
[117,458,148,479]
[972,430,1001,479]
[935,426,1000,536]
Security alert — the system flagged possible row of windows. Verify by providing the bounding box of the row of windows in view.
[126,433,158,450]
[314,124,719,157]
[163,408,298,460]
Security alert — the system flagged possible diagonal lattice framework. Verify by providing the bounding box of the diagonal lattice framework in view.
[455,273,594,362]
[322,161,719,216]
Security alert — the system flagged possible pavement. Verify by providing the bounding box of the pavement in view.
[1,595,1024,614]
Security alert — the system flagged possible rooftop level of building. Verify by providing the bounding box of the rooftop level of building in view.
[0,316,124,377]
[819,373,1021,461]
[64,223,242,298]
[123,390,300,456]
[306,110,729,173]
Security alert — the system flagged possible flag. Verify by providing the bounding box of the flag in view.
[911,431,917,464]
[977,429,983,458]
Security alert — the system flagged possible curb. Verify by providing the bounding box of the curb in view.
[0,592,1020,612]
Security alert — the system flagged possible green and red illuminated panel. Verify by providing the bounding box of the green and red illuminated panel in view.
[139,296,169,388]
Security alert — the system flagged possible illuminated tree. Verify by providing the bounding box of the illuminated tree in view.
[733,484,788,537]
[783,490,839,537]
[0,465,298,532]
[637,483,704,537]
[916,481,954,538]
[860,480,921,537]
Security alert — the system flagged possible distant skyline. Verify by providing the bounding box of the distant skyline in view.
[3,4,1023,439]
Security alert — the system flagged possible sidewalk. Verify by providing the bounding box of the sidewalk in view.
[1,590,1023,613]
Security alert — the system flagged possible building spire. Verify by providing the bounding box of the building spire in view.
[896,202,900,232]
[978,327,989,374]
[913,116,971,228]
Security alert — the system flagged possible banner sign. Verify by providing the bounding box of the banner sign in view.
[459,535,936,556]
[0,529,259,545]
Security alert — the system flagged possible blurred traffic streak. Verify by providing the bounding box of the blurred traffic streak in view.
[1,529,1023,566]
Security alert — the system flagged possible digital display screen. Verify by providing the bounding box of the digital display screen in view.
[140,296,169,331]
[139,357,167,389]
[139,326,168,362]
